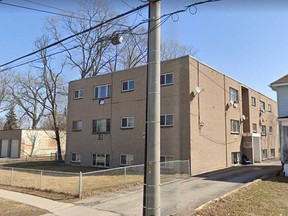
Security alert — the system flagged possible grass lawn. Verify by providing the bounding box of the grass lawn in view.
[2,160,100,173]
[0,158,144,200]
[0,197,48,216]
[194,176,288,216]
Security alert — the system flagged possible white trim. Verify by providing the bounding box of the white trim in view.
[71,152,81,163]
[120,117,134,129]
[74,89,84,99]
[121,80,135,92]
[160,73,173,86]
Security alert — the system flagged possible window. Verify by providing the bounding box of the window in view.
[268,104,272,112]
[160,73,173,86]
[230,120,240,133]
[260,100,265,111]
[269,126,273,134]
[251,97,256,106]
[120,154,134,166]
[71,153,81,163]
[122,80,134,92]
[229,87,239,103]
[252,123,257,133]
[160,114,174,127]
[261,125,266,136]
[94,84,111,99]
[92,153,110,167]
[74,89,83,99]
[92,119,111,133]
[262,149,267,160]
[270,149,275,158]
[72,120,83,131]
[160,155,174,168]
[121,117,134,129]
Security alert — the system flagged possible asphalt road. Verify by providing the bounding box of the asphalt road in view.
[76,160,281,216]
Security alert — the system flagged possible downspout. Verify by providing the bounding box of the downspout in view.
[224,75,228,167]
[197,61,201,130]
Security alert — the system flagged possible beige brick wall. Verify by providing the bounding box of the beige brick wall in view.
[66,56,279,175]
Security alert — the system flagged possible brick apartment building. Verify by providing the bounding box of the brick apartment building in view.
[66,55,278,175]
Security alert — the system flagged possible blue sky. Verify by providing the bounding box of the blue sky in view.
[1,0,288,100]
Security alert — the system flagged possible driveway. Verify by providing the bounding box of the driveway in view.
[76,160,281,216]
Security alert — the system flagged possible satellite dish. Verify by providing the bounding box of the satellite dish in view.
[233,103,238,108]
[195,86,204,94]
[229,99,235,106]
[241,115,246,121]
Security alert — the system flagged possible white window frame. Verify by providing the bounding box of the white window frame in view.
[160,73,173,86]
[72,120,83,131]
[92,153,110,168]
[261,125,266,136]
[120,154,134,166]
[160,114,174,127]
[251,97,256,106]
[229,87,239,103]
[121,80,135,92]
[92,119,111,133]
[121,117,134,129]
[269,126,273,134]
[260,100,265,111]
[231,120,240,134]
[268,104,272,112]
[71,152,81,163]
[270,148,275,158]
[94,84,111,99]
[252,123,257,133]
[160,155,174,168]
[262,149,268,160]
[74,89,84,99]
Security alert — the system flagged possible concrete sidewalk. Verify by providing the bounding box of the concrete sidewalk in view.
[0,189,119,216]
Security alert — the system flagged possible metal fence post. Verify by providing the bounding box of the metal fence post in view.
[188,160,191,176]
[10,168,14,186]
[78,172,82,199]
[40,171,43,190]
[124,167,127,185]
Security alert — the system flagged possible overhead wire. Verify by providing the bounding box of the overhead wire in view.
[0,1,88,20]
[0,2,150,69]
[0,0,221,70]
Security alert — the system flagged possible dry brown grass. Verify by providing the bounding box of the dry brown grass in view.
[0,197,48,216]
[194,176,288,216]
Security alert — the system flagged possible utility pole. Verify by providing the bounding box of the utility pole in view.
[143,0,161,216]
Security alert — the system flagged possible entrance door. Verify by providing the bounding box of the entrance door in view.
[253,136,261,163]
[10,140,19,158]
[282,126,288,162]
[1,140,9,157]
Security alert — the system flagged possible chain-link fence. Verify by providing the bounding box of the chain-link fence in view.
[0,160,190,199]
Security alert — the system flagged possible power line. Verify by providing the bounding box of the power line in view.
[0,2,149,68]
[22,0,68,12]
[0,1,86,20]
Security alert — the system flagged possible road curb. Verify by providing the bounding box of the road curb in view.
[194,178,263,213]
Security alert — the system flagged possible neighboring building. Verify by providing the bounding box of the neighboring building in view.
[0,129,66,158]
[270,74,288,165]
[66,56,278,175]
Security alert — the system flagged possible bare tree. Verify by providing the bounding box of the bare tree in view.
[46,0,123,78]
[35,36,67,162]
[115,28,148,71]
[0,71,12,112]
[160,39,197,61]
[8,71,47,129]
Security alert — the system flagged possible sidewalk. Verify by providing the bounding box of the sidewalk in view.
[0,189,119,216]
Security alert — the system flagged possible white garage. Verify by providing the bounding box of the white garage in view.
[1,139,9,157]
[10,140,20,158]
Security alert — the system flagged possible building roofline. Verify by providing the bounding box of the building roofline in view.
[187,55,277,103]
[69,55,276,102]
